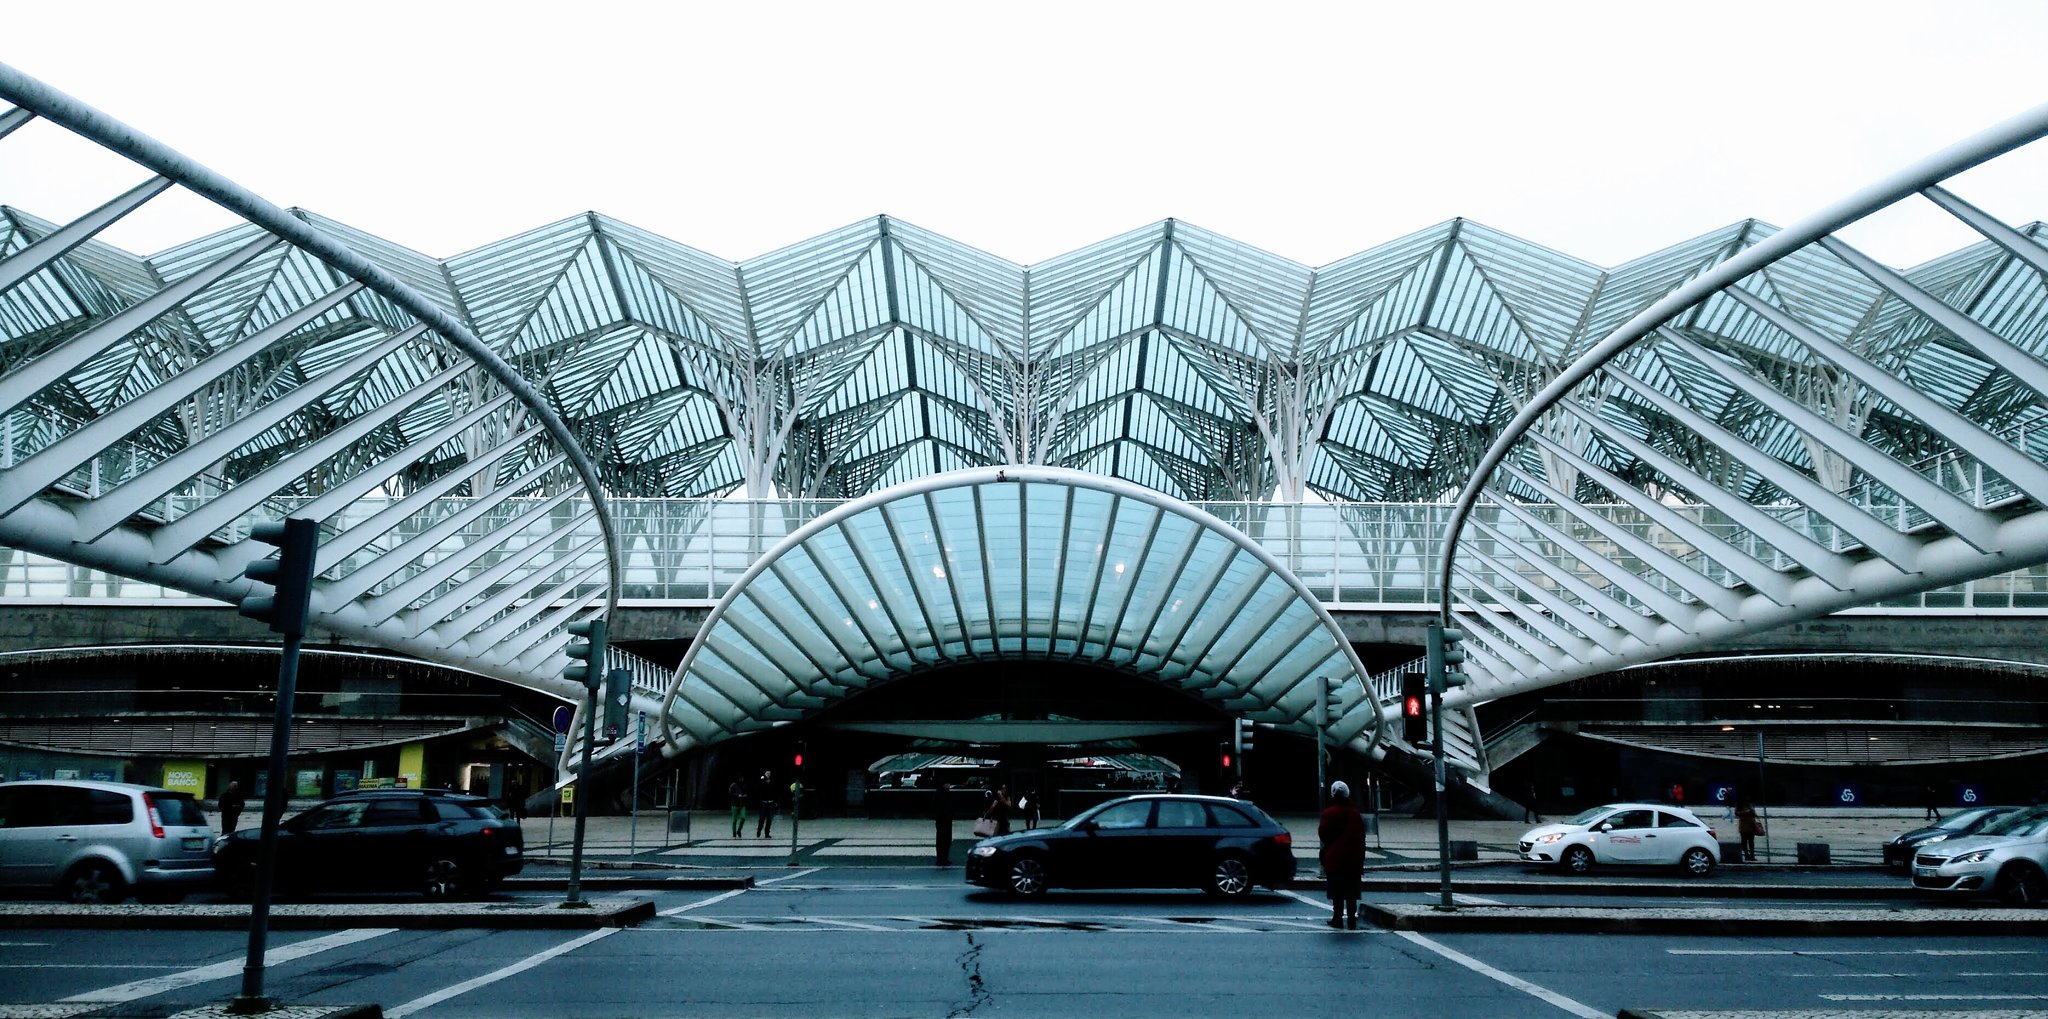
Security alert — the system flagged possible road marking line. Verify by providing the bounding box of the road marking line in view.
[1394,931,1606,1019]
[385,927,617,1019]
[691,918,772,930]
[1279,889,1336,913]
[658,887,751,916]
[802,917,894,931]
[1115,916,1258,933]
[1259,917,1351,931]
[62,928,394,1004]
[756,867,822,885]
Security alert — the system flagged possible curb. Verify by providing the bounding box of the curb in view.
[0,897,655,930]
[1362,902,2048,934]
[2,1003,385,1019]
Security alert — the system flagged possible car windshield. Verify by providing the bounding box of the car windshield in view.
[1937,807,1999,830]
[1975,806,2048,838]
[1563,806,1613,826]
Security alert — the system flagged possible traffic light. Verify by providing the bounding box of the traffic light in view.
[1234,717,1256,755]
[1217,742,1233,770]
[563,617,607,689]
[793,742,806,769]
[603,667,630,736]
[1318,676,1342,729]
[239,517,318,637]
[1401,671,1428,744]
[1428,622,1469,694]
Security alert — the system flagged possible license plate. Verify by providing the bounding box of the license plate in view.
[183,837,205,851]
[505,846,519,855]
[1914,867,1937,877]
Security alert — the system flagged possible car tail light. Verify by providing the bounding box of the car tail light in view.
[480,827,497,838]
[141,792,165,840]
[1274,832,1292,848]
[1707,827,1718,840]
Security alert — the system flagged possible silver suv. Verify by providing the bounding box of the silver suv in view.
[0,780,214,903]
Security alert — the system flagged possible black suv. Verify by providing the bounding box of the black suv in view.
[213,788,523,898]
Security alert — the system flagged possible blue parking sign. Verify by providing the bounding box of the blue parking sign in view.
[1957,784,1984,807]
[1707,782,1737,806]
[1832,782,1863,806]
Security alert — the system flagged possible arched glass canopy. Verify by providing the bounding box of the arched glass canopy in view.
[660,466,1380,753]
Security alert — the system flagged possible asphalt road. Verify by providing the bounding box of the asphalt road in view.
[3,866,2046,1017]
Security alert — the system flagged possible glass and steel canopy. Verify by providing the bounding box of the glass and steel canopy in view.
[659,466,1381,753]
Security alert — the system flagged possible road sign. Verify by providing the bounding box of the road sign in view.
[551,705,573,733]
[553,733,567,753]
[636,711,646,754]
[1832,782,1863,805]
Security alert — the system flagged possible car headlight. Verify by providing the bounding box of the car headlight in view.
[1920,834,1947,845]
[1954,850,1994,865]
[1536,833,1565,844]
[970,845,998,857]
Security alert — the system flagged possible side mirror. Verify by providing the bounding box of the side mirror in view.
[1077,820,1099,834]
[1596,822,1613,832]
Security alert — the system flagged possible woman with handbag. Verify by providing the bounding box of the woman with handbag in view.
[979,785,1012,836]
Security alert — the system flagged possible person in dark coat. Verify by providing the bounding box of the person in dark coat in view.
[217,780,245,834]
[1735,798,1762,862]
[753,771,778,838]
[1319,780,1367,929]
[934,781,955,866]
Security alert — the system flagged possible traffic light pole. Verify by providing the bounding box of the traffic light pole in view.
[1431,677,1453,911]
[231,517,317,1013]
[235,629,301,1011]
[563,690,596,908]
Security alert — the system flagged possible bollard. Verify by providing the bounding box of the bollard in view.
[1796,841,1831,865]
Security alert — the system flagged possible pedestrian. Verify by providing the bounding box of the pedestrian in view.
[1668,782,1684,807]
[1735,797,1762,862]
[754,771,778,838]
[1319,780,1366,929]
[1020,788,1041,830]
[728,776,749,837]
[934,781,955,866]
[982,784,1012,836]
[1923,784,1942,822]
[1522,781,1540,824]
[217,780,245,834]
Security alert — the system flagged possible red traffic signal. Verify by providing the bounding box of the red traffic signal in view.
[1401,671,1428,744]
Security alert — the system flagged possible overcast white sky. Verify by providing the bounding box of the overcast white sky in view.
[4,1,2047,269]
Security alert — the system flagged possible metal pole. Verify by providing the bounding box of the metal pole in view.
[563,692,596,908]
[235,632,302,1009]
[1433,683,1454,911]
[629,714,642,859]
[1756,732,1772,864]
[1314,677,1328,809]
[787,780,801,866]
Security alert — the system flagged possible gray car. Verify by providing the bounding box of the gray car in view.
[0,780,214,903]
[1910,804,2048,905]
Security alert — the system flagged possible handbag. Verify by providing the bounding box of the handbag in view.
[972,817,997,837]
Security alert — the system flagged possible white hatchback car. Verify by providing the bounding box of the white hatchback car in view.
[1518,803,1720,877]
[1910,804,2048,905]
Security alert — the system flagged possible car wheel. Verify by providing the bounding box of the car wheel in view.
[423,858,465,899]
[1561,845,1595,875]
[64,860,126,904]
[1994,862,2047,907]
[1679,846,1715,878]
[1006,855,1048,897]
[1207,854,1254,898]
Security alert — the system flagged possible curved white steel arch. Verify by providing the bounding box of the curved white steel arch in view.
[659,465,1383,755]
[1423,100,2048,773]
[0,63,654,717]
